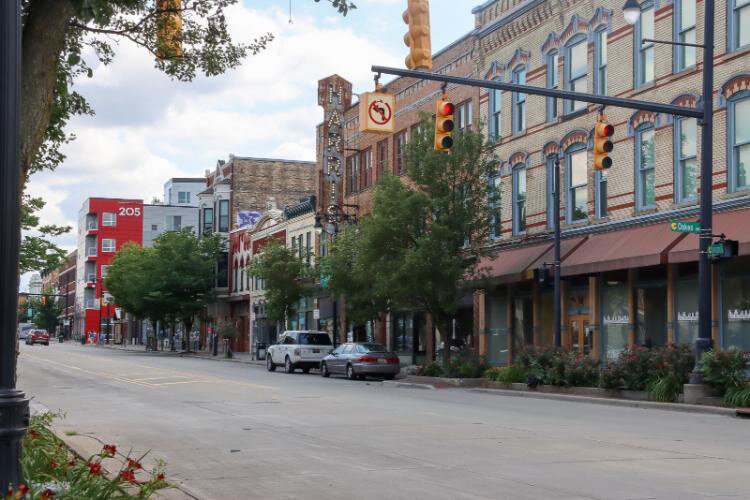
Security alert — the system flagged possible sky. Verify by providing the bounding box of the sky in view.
[21,0,479,291]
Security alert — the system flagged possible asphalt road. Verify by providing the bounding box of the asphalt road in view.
[18,342,750,500]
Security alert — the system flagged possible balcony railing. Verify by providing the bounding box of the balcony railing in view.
[87,221,98,230]
[86,247,97,257]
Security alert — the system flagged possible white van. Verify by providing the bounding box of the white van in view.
[266,330,333,374]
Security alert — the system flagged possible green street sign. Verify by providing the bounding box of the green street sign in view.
[27,308,33,318]
[320,274,330,290]
[670,220,701,234]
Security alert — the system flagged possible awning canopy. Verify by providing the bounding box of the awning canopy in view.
[669,207,750,263]
[475,241,553,284]
[561,223,683,276]
[527,236,589,275]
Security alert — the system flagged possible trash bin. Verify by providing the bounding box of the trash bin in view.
[255,342,267,360]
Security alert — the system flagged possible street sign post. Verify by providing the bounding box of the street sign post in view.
[670,220,701,234]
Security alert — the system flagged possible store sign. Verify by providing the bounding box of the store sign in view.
[603,314,629,325]
[670,220,701,234]
[313,309,320,320]
[677,311,699,322]
[359,91,395,133]
[728,309,750,321]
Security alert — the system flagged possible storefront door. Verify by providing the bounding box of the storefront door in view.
[567,315,591,354]
[636,285,667,347]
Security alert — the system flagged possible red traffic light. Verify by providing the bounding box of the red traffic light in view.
[439,102,455,116]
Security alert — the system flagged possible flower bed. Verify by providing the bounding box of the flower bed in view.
[9,413,168,499]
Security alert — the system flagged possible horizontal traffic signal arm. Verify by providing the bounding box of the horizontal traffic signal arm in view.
[371,65,702,120]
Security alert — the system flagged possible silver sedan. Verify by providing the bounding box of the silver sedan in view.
[320,343,400,380]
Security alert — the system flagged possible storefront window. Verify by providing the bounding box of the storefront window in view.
[602,281,629,360]
[636,285,667,347]
[486,293,509,365]
[723,261,750,354]
[513,296,533,360]
[675,278,699,346]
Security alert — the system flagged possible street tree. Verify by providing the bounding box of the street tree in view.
[325,117,498,364]
[20,195,70,273]
[248,242,314,329]
[18,292,63,334]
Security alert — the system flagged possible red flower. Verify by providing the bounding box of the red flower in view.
[67,458,77,469]
[120,470,137,483]
[88,462,102,475]
[40,489,56,500]
[17,485,29,494]
[49,459,59,469]
[102,444,117,457]
[127,458,142,470]
[28,430,40,439]
[156,473,166,482]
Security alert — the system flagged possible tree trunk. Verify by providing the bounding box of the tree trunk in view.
[183,317,193,353]
[436,316,452,367]
[150,320,158,351]
[169,322,175,351]
[20,0,76,181]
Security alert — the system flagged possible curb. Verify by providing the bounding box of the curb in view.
[381,380,437,390]
[467,388,739,417]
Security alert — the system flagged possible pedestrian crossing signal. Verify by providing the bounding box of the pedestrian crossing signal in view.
[594,115,614,171]
[434,97,454,151]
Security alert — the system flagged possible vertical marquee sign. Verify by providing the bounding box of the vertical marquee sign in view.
[317,76,352,219]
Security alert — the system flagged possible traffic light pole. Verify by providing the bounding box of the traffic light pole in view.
[1,0,30,488]
[553,154,562,349]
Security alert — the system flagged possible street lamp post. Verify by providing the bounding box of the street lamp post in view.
[621,0,714,381]
[0,0,30,488]
[553,153,562,349]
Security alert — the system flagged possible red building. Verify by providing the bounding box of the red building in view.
[76,198,143,343]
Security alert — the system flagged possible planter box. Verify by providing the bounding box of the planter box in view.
[482,380,653,401]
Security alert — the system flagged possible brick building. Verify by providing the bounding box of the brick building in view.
[468,0,750,364]
[57,250,77,339]
[198,155,316,352]
[315,30,481,365]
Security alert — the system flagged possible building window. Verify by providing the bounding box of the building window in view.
[635,3,655,87]
[546,155,556,229]
[346,154,359,194]
[100,265,109,278]
[489,84,502,141]
[512,66,526,134]
[675,0,696,70]
[729,93,750,191]
[566,147,588,223]
[457,100,473,132]
[101,239,116,253]
[102,212,116,227]
[166,215,182,231]
[376,139,388,180]
[305,231,312,265]
[489,174,501,239]
[394,130,407,175]
[595,170,608,219]
[217,252,228,288]
[546,51,559,121]
[565,36,588,113]
[151,224,158,231]
[512,164,526,234]
[636,125,656,210]
[361,149,372,189]
[730,0,750,51]
[177,191,191,204]
[675,117,698,201]
[218,200,229,232]
[202,207,214,234]
[594,28,608,95]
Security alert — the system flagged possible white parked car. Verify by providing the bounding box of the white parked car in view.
[266,330,333,374]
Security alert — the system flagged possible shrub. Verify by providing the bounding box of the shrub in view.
[443,350,489,379]
[419,362,443,377]
[484,365,527,384]
[699,349,747,395]
[724,385,750,407]
[599,365,623,389]
[647,374,683,402]
[563,354,601,387]
[616,347,654,391]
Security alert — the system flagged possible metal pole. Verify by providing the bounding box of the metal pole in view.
[0,0,30,488]
[692,0,715,383]
[553,154,562,349]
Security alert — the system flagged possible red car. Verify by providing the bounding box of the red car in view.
[25,329,50,346]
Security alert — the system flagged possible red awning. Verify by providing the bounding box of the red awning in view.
[561,223,684,276]
[526,236,589,274]
[475,241,553,284]
[669,207,750,263]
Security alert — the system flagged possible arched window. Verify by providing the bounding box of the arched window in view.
[512,163,526,234]
[512,66,526,134]
[728,90,750,191]
[565,144,588,223]
[546,50,559,121]
[564,35,588,113]
[635,123,657,210]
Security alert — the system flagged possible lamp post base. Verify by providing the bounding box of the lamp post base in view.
[0,389,30,488]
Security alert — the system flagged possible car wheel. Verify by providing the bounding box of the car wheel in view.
[320,362,330,378]
[384,374,395,380]
[346,364,357,380]
[302,368,310,374]
[43,342,49,346]
[266,355,276,372]
[284,356,295,374]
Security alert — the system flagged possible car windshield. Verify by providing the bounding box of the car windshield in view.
[358,343,388,352]
[298,333,332,346]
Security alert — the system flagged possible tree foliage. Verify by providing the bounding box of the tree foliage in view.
[248,242,314,327]
[20,195,71,273]
[18,291,63,334]
[324,118,498,363]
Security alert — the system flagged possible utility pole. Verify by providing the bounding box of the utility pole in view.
[0,0,30,488]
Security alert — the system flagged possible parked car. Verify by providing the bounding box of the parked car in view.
[18,323,33,340]
[266,330,333,374]
[320,342,400,380]
[25,329,50,346]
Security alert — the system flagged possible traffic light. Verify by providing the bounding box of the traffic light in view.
[157,0,183,59]
[434,97,454,151]
[403,0,432,70]
[593,115,614,170]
